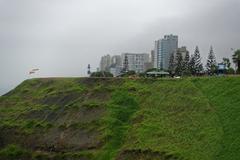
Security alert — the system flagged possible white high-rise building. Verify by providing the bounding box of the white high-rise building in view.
[121,53,149,73]
[154,35,178,70]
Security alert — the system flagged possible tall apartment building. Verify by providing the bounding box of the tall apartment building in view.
[100,55,111,72]
[154,34,178,70]
[121,53,149,73]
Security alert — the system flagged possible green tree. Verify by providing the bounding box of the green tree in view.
[126,70,136,76]
[227,68,235,74]
[189,46,203,76]
[189,55,195,75]
[145,68,158,73]
[182,51,190,76]
[168,53,175,76]
[206,46,217,75]
[175,52,183,76]
[120,70,137,77]
[222,58,231,69]
[193,46,203,75]
[222,58,233,74]
[122,55,129,73]
[232,49,240,73]
[90,71,113,77]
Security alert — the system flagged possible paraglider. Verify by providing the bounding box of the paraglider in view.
[29,71,35,74]
[32,69,39,72]
[29,68,39,75]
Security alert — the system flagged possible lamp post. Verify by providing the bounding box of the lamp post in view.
[87,64,91,76]
[231,48,237,73]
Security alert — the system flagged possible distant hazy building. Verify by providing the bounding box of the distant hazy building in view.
[100,55,111,72]
[174,46,189,61]
[154,34,178,70]
[121,53,149,73]
[141,50,155,71]
[111,55,122,67]
[109,55,122,76]
[151,50,155,65]
[144,62,153,71]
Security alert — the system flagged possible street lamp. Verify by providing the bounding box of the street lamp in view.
[231,48,237,72]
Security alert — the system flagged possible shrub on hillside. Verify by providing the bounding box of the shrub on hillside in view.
[90,71,113,78]
[0,145,31,160]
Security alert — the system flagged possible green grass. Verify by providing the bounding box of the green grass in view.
[0,145,94,160]
[122,79,222,160]
[0,77,240,160]
[96,89,139,160]
[192,77,240,160]
[0,145,31,160]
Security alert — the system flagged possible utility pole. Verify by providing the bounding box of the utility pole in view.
[231,48,237,72]
[87,64,91,76]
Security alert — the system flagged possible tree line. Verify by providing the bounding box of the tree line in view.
[168,46,240,76]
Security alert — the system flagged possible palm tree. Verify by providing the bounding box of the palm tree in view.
[232,49,240,73]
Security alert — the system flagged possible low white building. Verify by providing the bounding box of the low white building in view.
[121,53,150,73]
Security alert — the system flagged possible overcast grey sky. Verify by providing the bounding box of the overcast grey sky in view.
[0,0,240,95]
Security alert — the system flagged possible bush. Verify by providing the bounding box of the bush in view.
[90,71,113,77]
[33,153,50,160]
[227,68,235,74]
[0,145,31,160]
[120,70,137,77]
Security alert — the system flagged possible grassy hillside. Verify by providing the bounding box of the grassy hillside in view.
[192,77,240,160]
[0,77,239,160]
